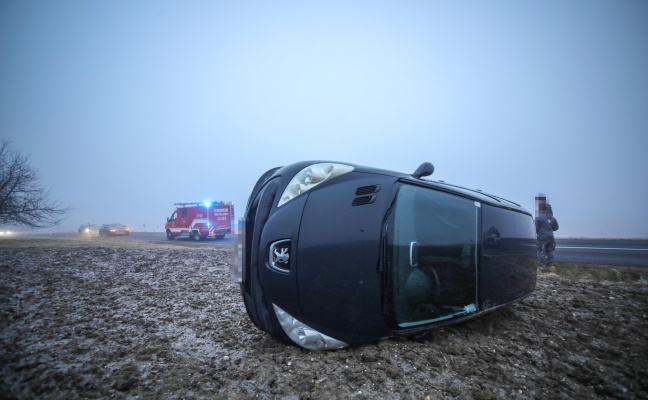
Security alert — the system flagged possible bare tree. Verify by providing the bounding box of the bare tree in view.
[0,140,71,228]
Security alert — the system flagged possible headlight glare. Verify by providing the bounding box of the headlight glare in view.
[277,163,354,207]
[273,304,348,350]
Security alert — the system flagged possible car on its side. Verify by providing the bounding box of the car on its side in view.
[99,223,130,236]
[78,223,100,235]
[234,161,538,350]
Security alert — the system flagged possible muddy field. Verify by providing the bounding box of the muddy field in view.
[0,237,647,399]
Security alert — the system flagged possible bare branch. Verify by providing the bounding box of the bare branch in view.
[0,140,71,228]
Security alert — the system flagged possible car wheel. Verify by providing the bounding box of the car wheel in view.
[166,229,174,240]
[214,233,225,240]
[192,231,201,241]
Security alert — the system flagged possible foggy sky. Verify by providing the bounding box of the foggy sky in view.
[1,1,647,238]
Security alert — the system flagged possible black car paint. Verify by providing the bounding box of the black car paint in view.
[241,161,537,347]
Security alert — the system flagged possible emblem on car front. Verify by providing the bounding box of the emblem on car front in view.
[269,239,291,272]
[274,247,289,264]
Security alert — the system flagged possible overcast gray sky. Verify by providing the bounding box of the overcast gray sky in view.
[1,1,647,238]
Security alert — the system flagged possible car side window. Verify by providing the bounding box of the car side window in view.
[181,208,188,218]
[388,184,479,328]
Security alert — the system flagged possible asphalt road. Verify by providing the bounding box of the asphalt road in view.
[127,231,238,246]
[554,238,648,267]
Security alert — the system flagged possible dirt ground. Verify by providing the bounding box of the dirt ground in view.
[0,237,647,400]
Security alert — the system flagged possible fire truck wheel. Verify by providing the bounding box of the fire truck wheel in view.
[166,230,174,240]
[192,231,201,241]
[214,234,225,240]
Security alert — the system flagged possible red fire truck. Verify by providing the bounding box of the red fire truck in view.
[165,201,235,240]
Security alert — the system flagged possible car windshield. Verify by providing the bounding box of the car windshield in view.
[387,184,479,328]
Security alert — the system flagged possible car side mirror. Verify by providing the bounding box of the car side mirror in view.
[166,217,170,222]
[412,162,434,179]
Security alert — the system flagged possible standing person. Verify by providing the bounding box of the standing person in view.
[535,194,559,266]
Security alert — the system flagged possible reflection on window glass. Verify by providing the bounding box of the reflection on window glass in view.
[388,185,479,327]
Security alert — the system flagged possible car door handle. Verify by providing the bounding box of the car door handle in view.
[410,241,419,267]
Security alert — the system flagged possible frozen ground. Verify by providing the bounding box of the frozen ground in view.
[0,237,647,399]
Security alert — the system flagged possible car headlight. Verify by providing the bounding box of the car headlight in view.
[277,163,354,207]
[273,304,348,350]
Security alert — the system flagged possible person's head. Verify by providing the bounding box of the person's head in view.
[535,193,547,217]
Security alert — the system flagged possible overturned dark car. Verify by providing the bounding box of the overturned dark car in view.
[233,161,537,350]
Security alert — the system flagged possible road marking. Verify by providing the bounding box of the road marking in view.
[557,247,648,251]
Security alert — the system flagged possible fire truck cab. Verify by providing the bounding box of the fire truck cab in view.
[165,202,235,241]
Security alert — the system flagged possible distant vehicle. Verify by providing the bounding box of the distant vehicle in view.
[165,201,235,241]
[235,161,538,350]
[99,223,130,236]
[78,223,100,235]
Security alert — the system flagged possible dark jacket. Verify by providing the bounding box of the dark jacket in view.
[535,213,559,241]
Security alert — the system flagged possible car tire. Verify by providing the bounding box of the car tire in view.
[214,233,225,240]
[242,180,291,345]
[166,230,174,240]
[192,231,201,241]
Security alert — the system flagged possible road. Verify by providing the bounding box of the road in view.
[554,238,648,267]
[128,231,238,246]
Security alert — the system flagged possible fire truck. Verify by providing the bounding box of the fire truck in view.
[165,201,235,240]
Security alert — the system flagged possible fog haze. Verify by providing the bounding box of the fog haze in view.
[1,1,647,238]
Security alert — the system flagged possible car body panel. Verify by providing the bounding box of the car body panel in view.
[295,173,397,343]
